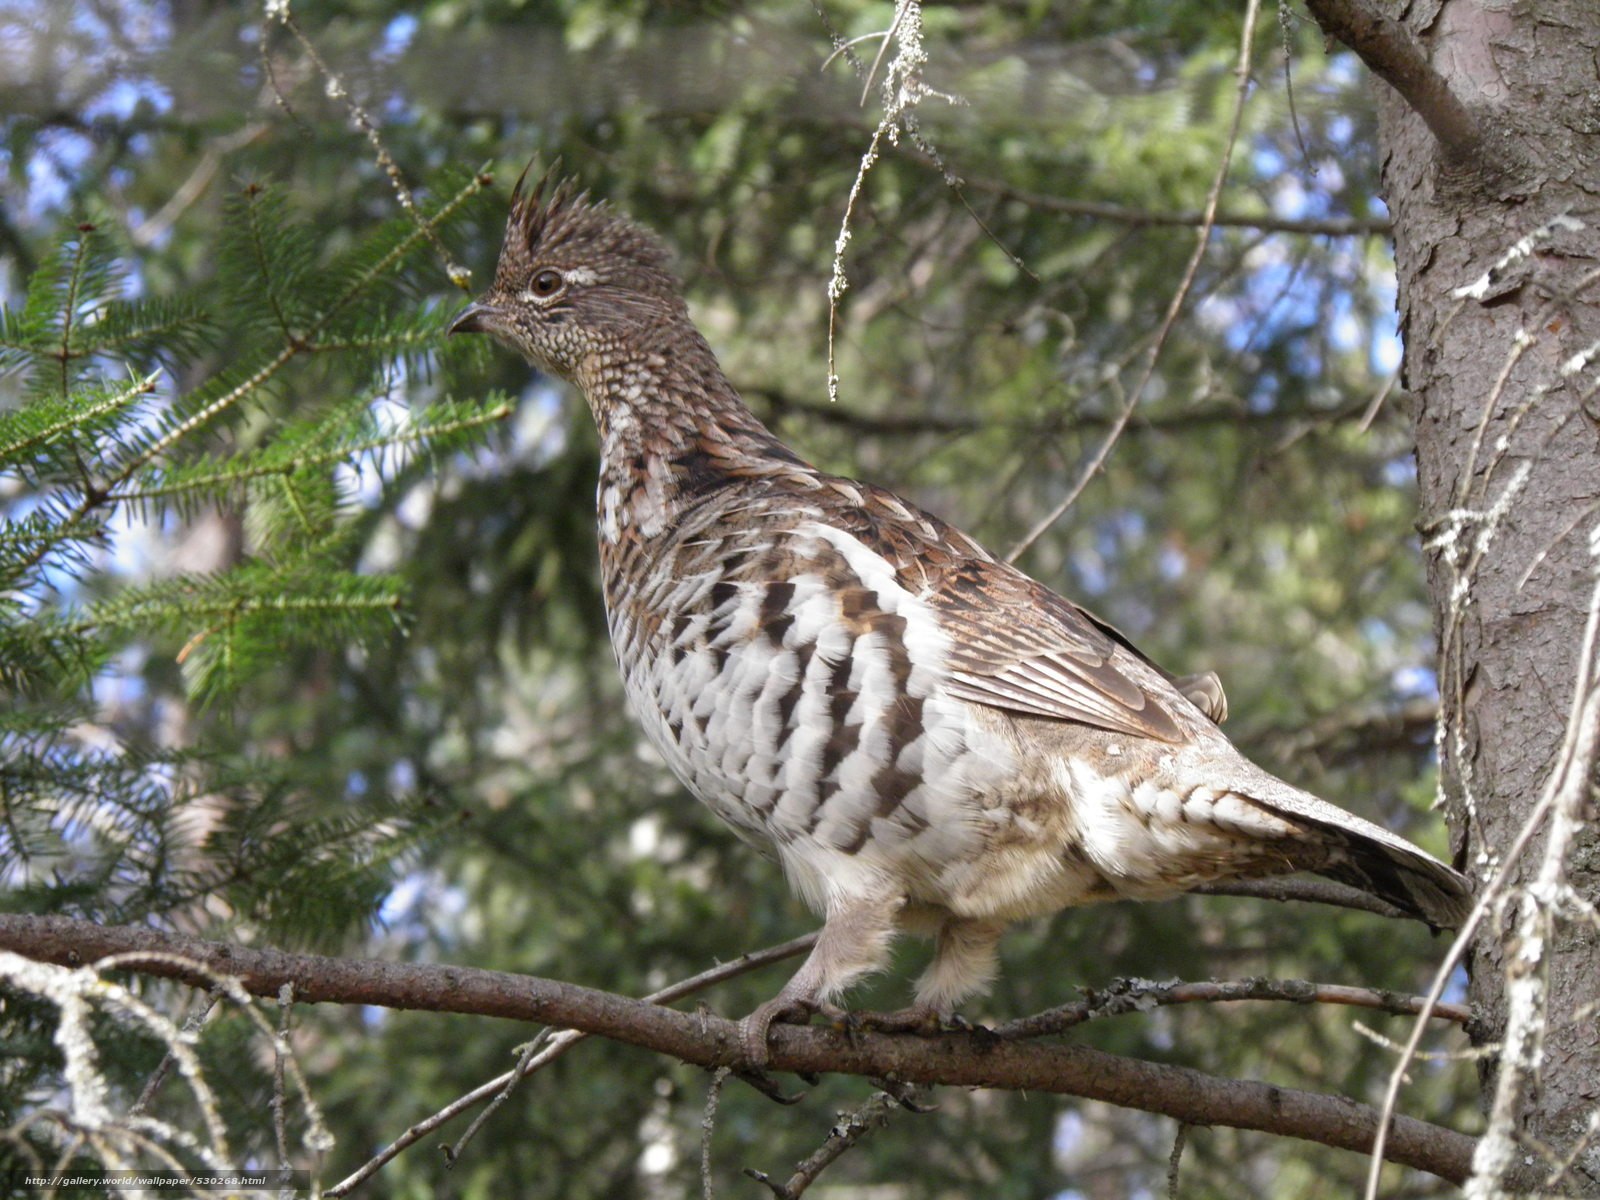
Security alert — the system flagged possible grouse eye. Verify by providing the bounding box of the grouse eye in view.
[530,269,564,298]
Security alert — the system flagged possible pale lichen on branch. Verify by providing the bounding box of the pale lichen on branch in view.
[824,0,963,404]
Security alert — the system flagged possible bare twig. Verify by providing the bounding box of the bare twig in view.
[949,171,1392,237]
[993,976,1470,1040]
[1255,698,1439,768]
[702,1066,731,1199]
[131,124,270,247]
[1300,0,1482,161]
[1278,2,1315,174]
[745,1088,910,1199]
[443,1032,552,1167]
[273,983,294,1170]
[747,384,1375,440]
[1005,0,1264,563]
[327,933,816,1195]
[1167,1122,1191,1199]
[1356,368,1401,433]
[0,913,1476,1183]
[127,992,220,1118]
[264,2,472,288]
[858,0,914,106]
[816,0,1036,282]
[1193,875,1421,921]
[826,0,957,403]
[1352,1019,1497,1063]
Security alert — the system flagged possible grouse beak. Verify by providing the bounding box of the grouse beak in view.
[448,302,505,337]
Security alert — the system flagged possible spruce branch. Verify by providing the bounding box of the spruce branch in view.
[62,297,211,365]
[108,398,513,508]
[0,170,496,698]
[114,170,490,484]
[0,372,159,475]
[54,227,95,403]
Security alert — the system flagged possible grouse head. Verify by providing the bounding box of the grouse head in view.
[449,164,692,381]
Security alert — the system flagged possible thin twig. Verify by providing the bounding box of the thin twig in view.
[826,0,951,403]
[443,1032,552,1168]
[1356,368,1401,433]
[993,976,1470,1041]
[745,1088,908,1199]
[815,0,1036,281]
[1167,1122,1191,1199]
[127,992,221,1118]
[131,124,270,248]
[1004,0,1264,563]
[858,0,914,106]
[1256,697,1439,767]
[1352,1019,1498,1063]
[273,983,294,1171]
[266,2,471,289]
[1278,2,1315,175]
[1300,0,1482,161]
[326,933,816,1195]
[701,1067,731,1199]
[950,171,1391,237]
[749,385,1372,440]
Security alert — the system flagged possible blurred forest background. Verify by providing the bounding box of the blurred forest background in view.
[0,0,1477,1196]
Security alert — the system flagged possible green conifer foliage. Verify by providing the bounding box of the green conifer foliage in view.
[0,170,510,1176]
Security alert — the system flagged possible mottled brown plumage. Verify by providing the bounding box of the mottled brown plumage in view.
[450,166,1471,1064]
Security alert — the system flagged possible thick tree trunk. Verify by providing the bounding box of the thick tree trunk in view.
[1351,0,1600,1190]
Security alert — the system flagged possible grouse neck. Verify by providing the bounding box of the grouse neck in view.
[581,332,803,477]
[580,330,811,543]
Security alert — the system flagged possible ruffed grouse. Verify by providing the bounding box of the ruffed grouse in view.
[450,168,1472,1064]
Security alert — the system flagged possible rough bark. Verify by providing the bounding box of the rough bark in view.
[1321,0,1600,1190]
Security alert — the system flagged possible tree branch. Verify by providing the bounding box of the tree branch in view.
[1300,0,1482,161]
[993,976,1471,1040]
[745,1088,913,1199]
[0,914,1475,1183]
[951,173,1394,237]
[1193,875,1409,920]
[327,933,817,1196]
[1256,698,1440,767]
[745,385,1377,440]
